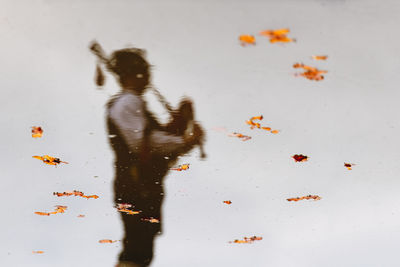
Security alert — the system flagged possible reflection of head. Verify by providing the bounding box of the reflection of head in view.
[108,48,151,92]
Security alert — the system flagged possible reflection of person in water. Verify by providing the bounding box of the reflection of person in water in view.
[90,42,205,267]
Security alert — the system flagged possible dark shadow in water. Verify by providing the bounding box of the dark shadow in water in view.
[90,41,205,267]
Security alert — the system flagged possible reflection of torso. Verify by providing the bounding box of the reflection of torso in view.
[106,91,199,266]
[106,91,168,211]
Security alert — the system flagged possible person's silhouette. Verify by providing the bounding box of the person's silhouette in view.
[90,42,204,267]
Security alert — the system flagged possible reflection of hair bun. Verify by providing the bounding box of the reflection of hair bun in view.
[107,48,150,78]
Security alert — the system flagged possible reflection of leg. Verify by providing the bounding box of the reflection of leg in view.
[118,213,160,266]
[115,172,164,267]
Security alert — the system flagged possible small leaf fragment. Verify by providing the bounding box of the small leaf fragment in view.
[311,55,328,60]
[32,155,68,166]
[344,162,355,170]
[31,127,43,138]
[229,236,263,244]
[287,195,321,201]
[239,35,256,46]
[292,154,308,162]
[99,239,118,244]
[228,132,251,141]
[259,28,295,43]
[170,164,190,171]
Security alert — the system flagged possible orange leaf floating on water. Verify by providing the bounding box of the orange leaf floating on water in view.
[116,203,141,215]
[54,205,67,213]
[141,217,160,223]
[246,115,263,129]
[180,164,190,170]
[246,120,256,127]
[32,155,68,166]
[250,115,263,121]
[260,28,289,36]
[223,200,232,205]
[53,191,82,197]
[32,251,44,254]
[119,209,141,215]
[293,63,316,71]
[53,190,99,199]
[248,236,262,241]
[99,239,118,244]
[77,214,85,218]
[82,195,99,199]
[287,195,321,202]
[231,240,248,244]
[34,212,50,216]
[35,205,67,216]
[229,236,263,244]
[31,126,43,138]
[293,62,327,81]
[312,55,328,60]
[246,115,279,134]
[239,35,256,46]
[170,164,190,171]
[117,203,132,209]
[259,28,295,43]
[228,132,251,141]
[292,154,308,162]
[270,35,294,43]
[344,162,355,170]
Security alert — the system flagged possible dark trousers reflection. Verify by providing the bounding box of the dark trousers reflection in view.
[114,162,163,265]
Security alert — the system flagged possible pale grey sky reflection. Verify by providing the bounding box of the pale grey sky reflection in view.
[1,0,400,266]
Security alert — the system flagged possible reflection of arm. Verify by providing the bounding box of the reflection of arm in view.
[108,93,192,156]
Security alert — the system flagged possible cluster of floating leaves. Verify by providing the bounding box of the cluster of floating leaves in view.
[29,126,107,252]
[229,236,263,244]
[31,126,43,138]
[116,203,141,215]
[246,115,279,134]
[32,155,68,166]
[170,164,190,171]
[239,29,328,82]
[239,28,295,46]
[35,205,67,216]
[287,195,321,202]
[293,63,327,81]
[53,190,99,199]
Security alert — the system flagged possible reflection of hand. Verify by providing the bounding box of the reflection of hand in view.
[184,122,204,146]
